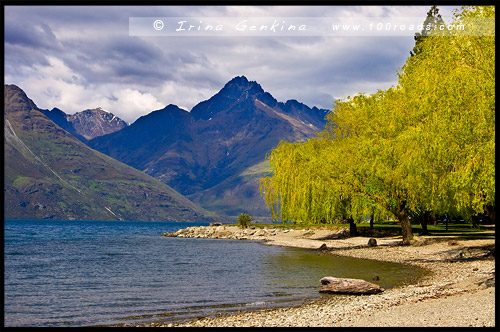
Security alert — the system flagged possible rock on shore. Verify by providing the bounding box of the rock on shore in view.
[319,277,385,294]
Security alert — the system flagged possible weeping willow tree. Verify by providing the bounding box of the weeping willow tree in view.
[259,137,365,226]
[325,88,420,243]
[397,5,495,225]
[260,6,495,244]
[260,105,393,231]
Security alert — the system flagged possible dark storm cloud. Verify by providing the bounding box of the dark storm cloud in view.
[4,43,51,74]
[5,21,60,49]
[321,38,411,83]
[4,17,63,73]
[4,5,461,121]
[235,35,413,109]
[59,36,179,86]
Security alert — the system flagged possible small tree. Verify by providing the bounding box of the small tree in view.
[237,213,253,228]
[410,5,445,56]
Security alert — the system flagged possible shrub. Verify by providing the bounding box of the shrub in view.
[237,213,253,228]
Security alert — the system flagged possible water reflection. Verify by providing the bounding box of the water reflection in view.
[262,247,426,290]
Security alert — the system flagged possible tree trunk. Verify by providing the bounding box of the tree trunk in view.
[364,193,413,244]
[369,212,374,229]
[471,215,480,229]
[391,201,413,245]
[484,204,495,224]
[399,213,413,245]
[420,211,431,235]
[348,218,357,236]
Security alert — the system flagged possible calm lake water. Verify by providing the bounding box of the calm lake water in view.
[4,219,426,327]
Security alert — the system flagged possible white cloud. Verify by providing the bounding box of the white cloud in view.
[8,56,163,122]
[111,89,164,120]
[157,81,215,111]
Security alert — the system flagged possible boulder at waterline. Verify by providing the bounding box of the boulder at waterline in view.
[319,277,385,295]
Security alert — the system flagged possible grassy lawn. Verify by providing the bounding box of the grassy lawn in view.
[227,220,495,239]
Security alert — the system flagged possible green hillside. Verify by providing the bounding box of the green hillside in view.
[187,160,271,221]
[4,84,213,222]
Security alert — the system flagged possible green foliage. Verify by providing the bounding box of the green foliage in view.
[260,6,495,244]
[397,5,495,220]
[12,176,31,189]
[237,213,253,228]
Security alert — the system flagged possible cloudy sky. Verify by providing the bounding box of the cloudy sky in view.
[4,5,460,123]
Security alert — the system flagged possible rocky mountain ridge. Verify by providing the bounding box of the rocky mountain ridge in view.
[88,76,330,220]
[41,107,128,141]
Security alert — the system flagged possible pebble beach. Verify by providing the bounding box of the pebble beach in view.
[144,225,495,327]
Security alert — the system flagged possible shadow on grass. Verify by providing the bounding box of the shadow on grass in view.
[355,223,495,240]
[440,233,495,240]
[406,243,496,264]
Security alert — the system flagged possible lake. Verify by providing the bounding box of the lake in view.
[3,219,426,327]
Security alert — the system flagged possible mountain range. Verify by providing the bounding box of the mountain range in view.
[4,84,210,222]
[88,76,329,220]
[4,76,329,222]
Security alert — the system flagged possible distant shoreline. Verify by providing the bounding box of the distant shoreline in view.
[143,225,495,327]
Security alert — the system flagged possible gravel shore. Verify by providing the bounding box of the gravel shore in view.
[149,225,495,327]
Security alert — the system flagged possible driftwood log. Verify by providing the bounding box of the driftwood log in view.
[319,277,385,295]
